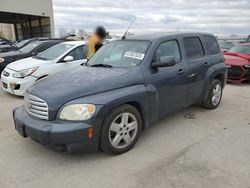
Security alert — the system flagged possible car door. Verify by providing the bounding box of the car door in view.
[182,36,208,105]
[147,39,188,119]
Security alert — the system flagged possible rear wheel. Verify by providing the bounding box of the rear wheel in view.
[202,79,223,109]
[100,104,142,155]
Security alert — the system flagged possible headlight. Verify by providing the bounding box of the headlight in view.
[59,104,96,121]
[0,58,5,63]
[244,64,250,68]
[13,67,38,78]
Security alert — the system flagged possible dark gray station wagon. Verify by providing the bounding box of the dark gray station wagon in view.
[13,32,227,155]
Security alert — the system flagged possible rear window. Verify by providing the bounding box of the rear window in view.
[203,36,221,55]
[183,37,205,60]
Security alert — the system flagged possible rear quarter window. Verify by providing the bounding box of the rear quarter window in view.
[183,37,205,60]
[203,36,221,55]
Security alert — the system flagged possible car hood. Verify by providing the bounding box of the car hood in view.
[7,57,50,71]
[224,55,250,66]
[27,66,144,109]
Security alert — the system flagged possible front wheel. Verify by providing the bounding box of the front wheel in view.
[202,79,223,109]
[100,104,142,155]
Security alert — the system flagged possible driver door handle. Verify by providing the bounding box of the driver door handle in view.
[177,69,184,74]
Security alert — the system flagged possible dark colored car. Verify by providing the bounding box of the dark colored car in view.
[0,37,17,53]
[218,41,235,52]
[13,32,227,155]
[0,38,48,53]
[224,43,250,83]
[0,39,66,74]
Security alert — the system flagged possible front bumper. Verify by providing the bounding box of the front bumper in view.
[13,107,99,152]
[1,68,37,96]
[227,65,250,83]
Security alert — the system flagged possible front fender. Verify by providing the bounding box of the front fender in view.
[64,85,150,133]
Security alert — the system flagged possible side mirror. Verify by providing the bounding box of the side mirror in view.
[63,55,74,62]
[152,56,176,68]
[80,59,88,66]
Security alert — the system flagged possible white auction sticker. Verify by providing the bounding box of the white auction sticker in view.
[124,51,145,60]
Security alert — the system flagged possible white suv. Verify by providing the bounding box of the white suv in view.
[1,41,87,96]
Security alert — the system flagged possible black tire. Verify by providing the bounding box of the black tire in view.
[100,104,142,155]
[202,79,223,109]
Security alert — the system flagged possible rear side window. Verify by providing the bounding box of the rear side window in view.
[203,36,221,55]
[155,40,181,63]
[183,37,204,60]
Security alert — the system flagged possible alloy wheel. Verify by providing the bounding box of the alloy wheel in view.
[109,112,138,149]
[212,83,222,106]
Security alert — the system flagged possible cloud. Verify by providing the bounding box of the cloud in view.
[52,0,250,36]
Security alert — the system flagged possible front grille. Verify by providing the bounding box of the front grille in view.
[228,66,245,78]
[24,93,49,120]
[2,70,10,77]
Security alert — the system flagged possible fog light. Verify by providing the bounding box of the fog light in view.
[87,128,94,139]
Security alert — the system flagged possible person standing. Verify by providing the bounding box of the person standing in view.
[87,26,107,59]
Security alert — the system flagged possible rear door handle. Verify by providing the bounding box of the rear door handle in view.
[204,62,210,66]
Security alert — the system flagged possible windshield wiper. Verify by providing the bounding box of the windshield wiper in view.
[90,64,113,68]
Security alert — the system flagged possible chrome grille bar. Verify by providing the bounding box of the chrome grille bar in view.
[24,93,49,120]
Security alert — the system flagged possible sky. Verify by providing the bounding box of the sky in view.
[52,0,250,36]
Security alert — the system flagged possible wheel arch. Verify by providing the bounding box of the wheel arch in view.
[214,73,226,88]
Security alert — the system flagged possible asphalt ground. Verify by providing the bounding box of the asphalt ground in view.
[0,84,250,188]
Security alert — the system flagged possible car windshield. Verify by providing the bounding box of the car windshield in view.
[219,41,234,50]
[16,39,31,48]
[35,43,75,60]
[228,44,250,55]
[19,41,44,53]
[87,40,151,68]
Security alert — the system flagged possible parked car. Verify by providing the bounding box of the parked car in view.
[0,37,17,53]
[13,32,226,155]
[218,41,235,52]
[1,41,87,96]
[0,38,49,53]
[0,39,66,74]
[224,43,250,83]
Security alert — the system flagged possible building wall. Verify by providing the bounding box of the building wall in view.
[0,0,55,37]
[0,24,15,40]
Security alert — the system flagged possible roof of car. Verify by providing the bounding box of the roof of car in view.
[60,40,87,45]
[125,32,213,42]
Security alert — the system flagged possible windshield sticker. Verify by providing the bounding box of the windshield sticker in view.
[124,51,145,60]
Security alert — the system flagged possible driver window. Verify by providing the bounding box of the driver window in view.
[67,46,86,61]
[155,40,181,63]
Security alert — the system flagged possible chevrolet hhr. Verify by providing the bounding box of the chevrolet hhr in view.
[13,32,227,155]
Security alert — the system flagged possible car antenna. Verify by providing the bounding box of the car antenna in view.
[122,16,136,40]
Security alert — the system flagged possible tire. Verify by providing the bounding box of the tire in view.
[100,104,142,155]
[202,79,223,109]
